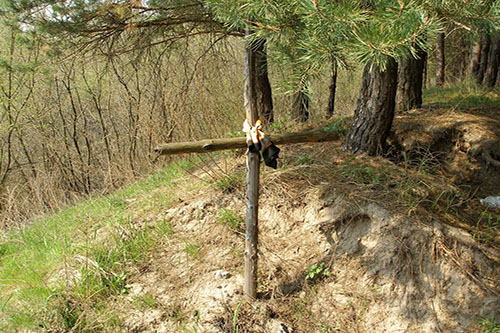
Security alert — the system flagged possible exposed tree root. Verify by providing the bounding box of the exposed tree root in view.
[482,150,500,168]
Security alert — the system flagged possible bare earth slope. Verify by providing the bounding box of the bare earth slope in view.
[116,104,500,332]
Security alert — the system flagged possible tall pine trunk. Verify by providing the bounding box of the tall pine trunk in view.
[343,58,398,155]
[254,39,274,124]
[395,45,426,112]
[470,38,482,82]
[484,33,499,87]
[292,88,310,122]
[478,34,491,85]
[436,32,445,86]
[326,60,337,118]
[292,79,310,122]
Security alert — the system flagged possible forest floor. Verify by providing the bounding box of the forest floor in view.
[1,84,500,332]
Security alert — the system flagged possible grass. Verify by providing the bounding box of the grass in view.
[323,117,348,136]
[134,293,158,310]
[338,159,387,185]
[423,81,500,110]
[0,160,193,332]
[477,313,500,333]
[474,209,500,244]
[214,171,244,193]
[217,208,244,231]
[184,242,201,260]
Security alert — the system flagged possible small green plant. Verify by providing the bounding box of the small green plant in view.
[217,208,244,231]
[324,117,347,136]
[135,293,157,310]
[184,242,201,260]
[269,114,291,133]
[157,219,175,238]
[338,160,387,185]
[296,154,314,165]
[477,313,500,333]
[474,210,500,244]
[214,172,243,193]
[228,130,244,138]
[305,262,331,281]
[318,322,340,332]
[233,302,242,333]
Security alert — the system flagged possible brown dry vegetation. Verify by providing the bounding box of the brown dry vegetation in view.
[0,35,362,229]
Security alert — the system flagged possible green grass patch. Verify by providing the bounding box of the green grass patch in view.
[295,154,314,165]
[323,117,348,136]
[184,242,201,260]
[217,208,244,231]
[134,293,158,310]
[0,161,190,332]
[423,81,500,110]
[477,313,500,333]
[214,171,244,193]
[338,160,387,185]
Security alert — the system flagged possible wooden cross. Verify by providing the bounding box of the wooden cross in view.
[154,43,342,300]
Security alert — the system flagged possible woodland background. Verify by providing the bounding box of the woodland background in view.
[0,0,498,226]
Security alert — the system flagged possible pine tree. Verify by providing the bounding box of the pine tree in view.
[6,0,500,155]
[396,43,426,112]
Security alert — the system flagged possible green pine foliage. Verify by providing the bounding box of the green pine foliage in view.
[208,0,498,79]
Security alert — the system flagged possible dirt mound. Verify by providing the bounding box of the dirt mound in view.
[118,170,500,332]
[390,108,500,195]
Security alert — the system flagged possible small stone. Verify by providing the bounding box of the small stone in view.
[215,270,231,279]
[480,196,500,209]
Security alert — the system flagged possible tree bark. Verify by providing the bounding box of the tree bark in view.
[497,63,500,86]
[478,33,491,85]
[292,83,310,122]
[326,60,337,118]
[436,32,445,86]
[484,33,499,87]
[423,55,428,88]
[253,39,274,124]
[470,38,482,82]
[395,45,426,112]
[343,58,398,155]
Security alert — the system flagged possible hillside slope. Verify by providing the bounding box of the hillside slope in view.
[1,85,499,332]
[119,141,500,332]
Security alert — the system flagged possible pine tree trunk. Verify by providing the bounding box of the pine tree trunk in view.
[395,45,426,112]
[254,39,274,124]
[423,55,428,88]
[292,85,310,122]
[343,58,398,155]
[436,32,445,86]
[470,38,482,82]
[484,33,499,87]
[478,34,491,85]
[459,37,470,82]
[497,64,500,86]
[326,60,337,118]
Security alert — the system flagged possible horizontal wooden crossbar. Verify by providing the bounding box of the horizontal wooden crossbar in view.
[154,128,342,155]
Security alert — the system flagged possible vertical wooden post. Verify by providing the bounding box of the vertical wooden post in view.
[244,31,260,299]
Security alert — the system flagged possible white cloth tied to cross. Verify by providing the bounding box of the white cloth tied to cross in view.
[242,119,280,169]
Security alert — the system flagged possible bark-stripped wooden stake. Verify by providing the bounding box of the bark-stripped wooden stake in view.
[154,129,340,155]
[243,32,259,299]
